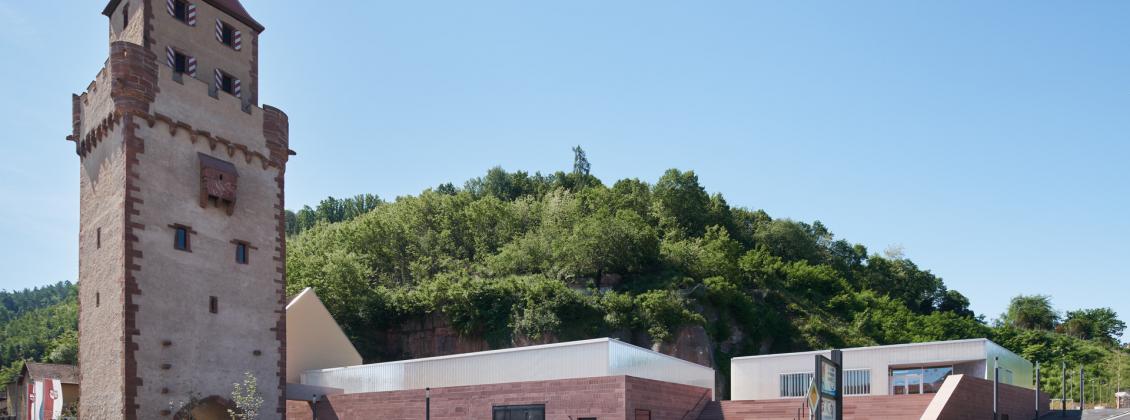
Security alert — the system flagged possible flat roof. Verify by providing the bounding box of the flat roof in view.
[731,338,993,361]
[311,337,709,372]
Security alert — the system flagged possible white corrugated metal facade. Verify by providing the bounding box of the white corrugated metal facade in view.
[301,338,716,397]
[730,339,1034,401]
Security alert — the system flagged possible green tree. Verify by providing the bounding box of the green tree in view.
[1002,295,1059,331]
[651,169,711,238]
[1060,308,1126,344]
[228,371,264,420]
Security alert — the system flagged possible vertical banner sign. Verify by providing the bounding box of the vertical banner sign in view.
[26,382,35,420]
[28,380,62,420]
[815,353,844,420]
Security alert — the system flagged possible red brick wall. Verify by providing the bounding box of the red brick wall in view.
[287,376,626,420]
[929,375,1048,420]
[624,376,713,420]
[699,395,934,420]
[286,375,713,420]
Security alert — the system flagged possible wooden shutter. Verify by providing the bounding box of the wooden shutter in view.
[165,46,175,68]
[233,29,242,51]
[186,55,197,77]
[166,0,175,17]
[215,18,224,43]
[186,3,197,26]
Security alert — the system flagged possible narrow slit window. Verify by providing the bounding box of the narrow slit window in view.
[209,296,218,314]
[122,4,129,29]
[96,292,100,307]
[235,242,248,264]
[174,226,189,251]
[96,227,101,249]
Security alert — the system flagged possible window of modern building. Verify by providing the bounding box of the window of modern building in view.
[890,365,953,395]
[235,242,249,264]
[844,369,871,395]
[492,404,545,420]
[172,0,188,22]
[634,409,651,420]
[173,225,190,251]
[999,369,1014,385]
[779,372,814,398]
[209,296,218,314]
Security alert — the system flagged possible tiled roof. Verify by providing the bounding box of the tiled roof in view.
[24,362,80,384]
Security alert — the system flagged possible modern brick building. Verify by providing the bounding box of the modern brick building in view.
[71,0,291,418]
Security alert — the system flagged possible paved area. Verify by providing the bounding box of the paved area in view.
[1041,409,1130,420]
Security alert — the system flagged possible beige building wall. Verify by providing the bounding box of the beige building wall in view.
[730,339,1033,401]
[76,123,128,419]
[147,0,259,106]
[285,288,363,383]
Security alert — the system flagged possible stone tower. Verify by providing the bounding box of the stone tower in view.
[70,1,290,418]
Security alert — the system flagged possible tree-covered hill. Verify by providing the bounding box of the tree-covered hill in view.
[283,149,1020,396]
[0,281,78,383]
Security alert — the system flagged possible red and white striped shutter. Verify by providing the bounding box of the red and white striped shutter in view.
[215,19,224,44]
[214,69,223,90]
[186,3,197,26]
[186,56,197,77]
[166,46,175,68]
[166,0,175,17]
[233,30,242,51]
[233,78,242,98]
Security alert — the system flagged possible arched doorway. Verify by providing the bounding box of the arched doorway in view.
[174,395,236,420]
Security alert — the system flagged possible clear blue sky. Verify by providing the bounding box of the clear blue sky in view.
[1,1,1127,338]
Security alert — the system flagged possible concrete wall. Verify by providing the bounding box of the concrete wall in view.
[285,288,362,383]
[286,376,711,420]
[729,339,1032,400]
[302,338,716,397]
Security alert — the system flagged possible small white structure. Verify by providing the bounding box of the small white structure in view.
[284,288,359,401]
[730,338,1032,401]
[302,337,716,397]
[1117,391,1128,409]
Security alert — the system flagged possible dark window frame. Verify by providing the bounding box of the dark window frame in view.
[122,3,129,29]
[173,50,188,74]
[220,21,235,47]
[232,240,255,265]
[492,404,545,420]
[219,70,237,95]
[172,0,188,22]
[209,296,218,314]
[169,224,195,252]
